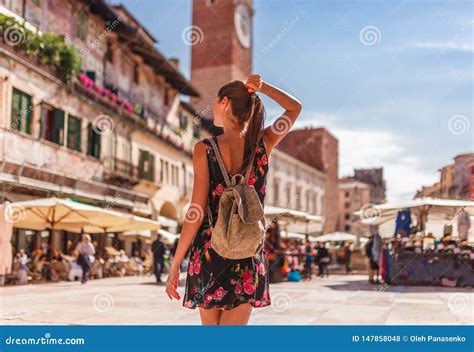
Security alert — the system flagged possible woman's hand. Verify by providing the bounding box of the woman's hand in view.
[245,74,263,92]
[165,264,181,301]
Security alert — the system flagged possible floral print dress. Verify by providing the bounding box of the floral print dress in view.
[183,135,271,310]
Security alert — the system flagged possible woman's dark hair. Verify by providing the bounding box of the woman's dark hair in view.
[217,80,265,171]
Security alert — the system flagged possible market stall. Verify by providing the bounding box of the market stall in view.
[354,197,474,287]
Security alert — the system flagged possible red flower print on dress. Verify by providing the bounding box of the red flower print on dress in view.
[190,287,197,295]
[193,250,200,261]
[215,184,225,195]
[257,262,266,276]
[204,249,211,262]
[204,240,211,251]
[243,280,255,295]
[213,287,228,300]
[260,184,266,195]
[242,269,253,282]
[234,282,242,295]
[188,261,194,276]
[205,227,212,236]
[261,154,267,164]
[205,293,213,304]
[248,174,256,186]
[193,259,201,275]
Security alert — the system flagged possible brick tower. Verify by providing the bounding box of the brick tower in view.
[190,0,254,118]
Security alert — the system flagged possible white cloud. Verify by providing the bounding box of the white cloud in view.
[333,127,439,202]
[408,40,473,53]
[266,109,441,203]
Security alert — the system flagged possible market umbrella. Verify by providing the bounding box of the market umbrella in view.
[7,197,160,256]
[264,205,324,234]
[0,204,14,283]
[353,197,474,227]
[312,232,356,242]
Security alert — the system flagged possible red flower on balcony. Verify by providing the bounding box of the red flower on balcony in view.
[110,93,118,105]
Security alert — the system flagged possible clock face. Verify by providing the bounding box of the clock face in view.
[234,3,251,49]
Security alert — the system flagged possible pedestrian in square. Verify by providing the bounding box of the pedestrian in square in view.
[151,234,168,283]
[75,234,95,284]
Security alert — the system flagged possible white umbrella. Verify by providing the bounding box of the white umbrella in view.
[265,205,324,233]
[158,228,179,244]
[7,197,160,233]
[280,230,306,240]
[0,204,14,281]
[312,232,356,242]
[354,197,474,225]
[6,197,160,255]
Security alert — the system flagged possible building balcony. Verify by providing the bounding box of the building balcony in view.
[0,131,149,210]
[103,157,139,186]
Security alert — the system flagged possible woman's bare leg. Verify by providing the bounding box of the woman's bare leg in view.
[218,303,253,325]
[199,307,221,325]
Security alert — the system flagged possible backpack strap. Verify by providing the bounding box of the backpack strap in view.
[208,131,264,187]
[208,137,232,187]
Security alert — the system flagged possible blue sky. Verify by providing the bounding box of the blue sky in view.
[110,0,473,202]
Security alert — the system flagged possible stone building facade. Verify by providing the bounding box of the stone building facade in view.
[275,127,339,233]
[0,0,210,255]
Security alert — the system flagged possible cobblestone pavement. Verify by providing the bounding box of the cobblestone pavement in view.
[1,274,472,325]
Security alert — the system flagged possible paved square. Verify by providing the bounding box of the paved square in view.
[1,274,472,325]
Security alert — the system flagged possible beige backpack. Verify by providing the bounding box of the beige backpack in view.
[207,136,267,260]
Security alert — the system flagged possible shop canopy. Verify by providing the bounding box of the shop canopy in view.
[354,197,474,226]
[280,230,307,240]
[312,232,356,242]
[6,197,160,233]
[264,205,324,234]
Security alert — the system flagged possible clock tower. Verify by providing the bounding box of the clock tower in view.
[190,0,254,119]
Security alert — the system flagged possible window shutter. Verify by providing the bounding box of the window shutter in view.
[67,116,81,151]
[11,90,21,130]
[53,109,65,144]
[87,123,94,155]
[149,154,155,181]
[22,94,32,134]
